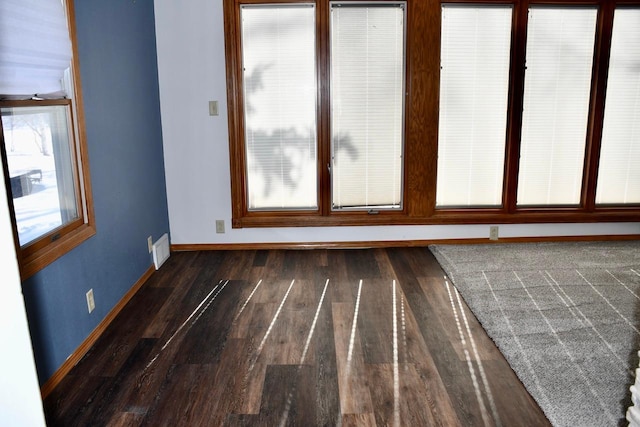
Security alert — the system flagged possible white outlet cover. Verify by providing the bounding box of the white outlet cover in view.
[489,226,499,240]
[86,289,95,313]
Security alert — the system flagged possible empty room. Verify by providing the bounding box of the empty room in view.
[1,0,639,426]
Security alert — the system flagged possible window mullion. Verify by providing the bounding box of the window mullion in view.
[504,0,529,213]
[584,3,613,208]
[318,0,332,216]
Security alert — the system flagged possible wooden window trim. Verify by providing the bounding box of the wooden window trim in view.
[223,0,640,229]
[1,0,95,280]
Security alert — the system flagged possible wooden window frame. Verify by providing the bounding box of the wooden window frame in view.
[224,0,640,229]
[0,0,95,280]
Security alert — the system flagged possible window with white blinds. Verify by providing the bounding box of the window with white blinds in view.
[241,5,318,210]
[517,7,597,206]
[437,5,512,207]
[330,3,405,210]
[595,8,640,205]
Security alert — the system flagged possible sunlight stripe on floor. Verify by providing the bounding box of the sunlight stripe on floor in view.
[234,279,263,322]
[453,285,502,427]
[544,271,631,375]
[400,292,408,370]
[190,280,229,326]
[301,279,330,364]
[392,280,401,427]
[337,279,364,427]
[445,279,491,427]
[606,270,640,300]
[346,279,364,373]
[480,271,554,421]
[576,270,640,336]
[250,279,297,373]
[279,279,331,427]
[515,271,616,424]
[145,280,228,369]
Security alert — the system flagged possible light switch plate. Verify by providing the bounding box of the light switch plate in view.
[209,100,219,116]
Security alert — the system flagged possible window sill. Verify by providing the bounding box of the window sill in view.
[233,208,640,229]
[20,223,96,280]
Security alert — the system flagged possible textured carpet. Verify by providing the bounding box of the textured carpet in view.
[429,241,640,427]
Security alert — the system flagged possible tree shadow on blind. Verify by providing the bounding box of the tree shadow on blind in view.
[244,65,358,201]
[245,128,356,199]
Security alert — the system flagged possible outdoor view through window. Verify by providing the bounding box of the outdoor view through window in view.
[2,104,79,246]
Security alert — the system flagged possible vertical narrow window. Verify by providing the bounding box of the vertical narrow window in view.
[595,8,640,205]
[330,3,405,210]
[240,5,318,210]
[517,7,597,206]
[437,5,512,207]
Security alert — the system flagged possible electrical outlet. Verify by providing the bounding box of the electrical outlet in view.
[148,235,153,253]
[86,289,95,313]
[216,220,225,234]
[489,226,499,241]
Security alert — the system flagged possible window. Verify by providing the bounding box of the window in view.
[434,1,639,216]
[241,5,318,210]
[437,5,512,207]
[1,103,80,246]
[225,0,640,228]
[227,0,407,226]
[517,7,597,206]
[330,4,405,210]
[0,0,94,279]
[595,7,640,205]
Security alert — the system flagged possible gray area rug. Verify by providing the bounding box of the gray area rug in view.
[429,241,640,427]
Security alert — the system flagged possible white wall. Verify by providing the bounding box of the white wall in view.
[154,0,640,245]
[0,166,46,425]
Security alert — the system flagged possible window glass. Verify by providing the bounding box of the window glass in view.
[437,5,512,207]
[517,7,597,206]
[1,104,79,246]
[595,8,640,204]
[330,3,405,210]
[240,5,318,210]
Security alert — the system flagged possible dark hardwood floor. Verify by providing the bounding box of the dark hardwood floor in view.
[43,248,551,426]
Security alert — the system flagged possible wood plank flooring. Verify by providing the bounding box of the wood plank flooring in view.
[43,248,551,426]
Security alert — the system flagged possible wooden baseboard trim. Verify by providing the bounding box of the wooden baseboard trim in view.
[171,234,640,252]
[40,264,155,399]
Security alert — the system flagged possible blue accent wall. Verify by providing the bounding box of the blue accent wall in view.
[22,0,169,384]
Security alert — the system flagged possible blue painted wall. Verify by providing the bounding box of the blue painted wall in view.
[22,0,169,384]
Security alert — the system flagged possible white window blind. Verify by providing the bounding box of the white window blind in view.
[517,7,597,206]
[330,3,405,210]
[241,5,318,210]
[0,0,72,98]
[595,8,640,205]
[437,5,512,207]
